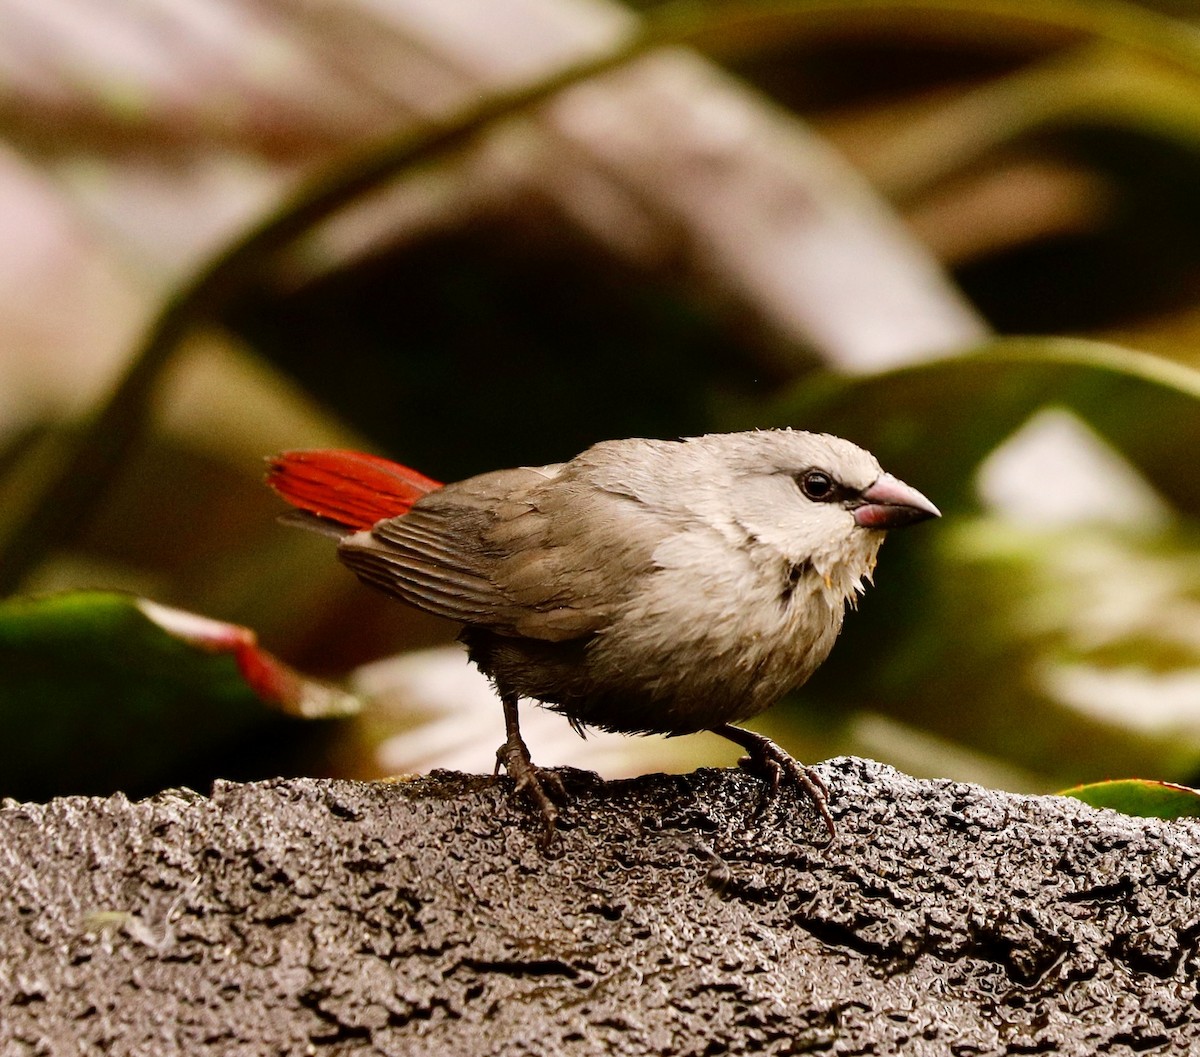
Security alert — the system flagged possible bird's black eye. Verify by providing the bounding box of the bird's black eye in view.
[800,470,835,501]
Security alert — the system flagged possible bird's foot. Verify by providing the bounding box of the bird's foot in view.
[494,735,567,842]
[715,724,836,840]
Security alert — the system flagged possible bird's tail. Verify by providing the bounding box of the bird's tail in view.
[265,449,442,532]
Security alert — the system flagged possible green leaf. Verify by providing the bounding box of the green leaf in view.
[1061,778,1200,818]
[0,592,358,800]
[678,0,1200,77]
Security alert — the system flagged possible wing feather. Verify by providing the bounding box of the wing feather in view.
[336,464,660,641]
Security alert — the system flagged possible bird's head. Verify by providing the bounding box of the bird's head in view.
[684,430,941,602]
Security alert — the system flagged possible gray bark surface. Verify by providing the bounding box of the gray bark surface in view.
[1,758,1196,1055]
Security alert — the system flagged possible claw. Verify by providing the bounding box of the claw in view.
[722,725,836,840]
[495,731,563,839]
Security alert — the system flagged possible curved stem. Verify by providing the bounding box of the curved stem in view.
[0,25,663,595]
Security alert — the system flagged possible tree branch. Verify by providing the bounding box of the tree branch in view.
[3,759,1197,1053]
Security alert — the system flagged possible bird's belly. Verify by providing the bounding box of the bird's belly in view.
[576,575,845,735]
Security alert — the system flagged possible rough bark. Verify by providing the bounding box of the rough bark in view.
[2,758,1197,1055]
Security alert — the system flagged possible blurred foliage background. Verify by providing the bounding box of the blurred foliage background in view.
[5,0,1200,803]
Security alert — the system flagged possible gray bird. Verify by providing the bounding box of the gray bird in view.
[267,430,939,837]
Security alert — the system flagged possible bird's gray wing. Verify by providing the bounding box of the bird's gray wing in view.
[336,464,659,641]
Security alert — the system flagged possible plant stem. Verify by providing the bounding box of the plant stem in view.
[0,27,662,595]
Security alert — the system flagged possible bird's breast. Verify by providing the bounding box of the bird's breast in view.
[580,528,848,732]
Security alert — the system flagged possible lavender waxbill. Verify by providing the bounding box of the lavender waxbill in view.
[267,430,939,838]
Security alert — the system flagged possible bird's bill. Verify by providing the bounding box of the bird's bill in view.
[852,473,941,529]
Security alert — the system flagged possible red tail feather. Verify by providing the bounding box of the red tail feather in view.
[266,449,441,531]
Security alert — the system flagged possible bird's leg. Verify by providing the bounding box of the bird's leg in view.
[494,694,566,836]
[712,723,836,839]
